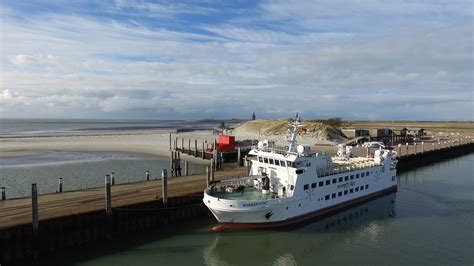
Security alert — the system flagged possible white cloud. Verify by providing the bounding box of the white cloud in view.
[9,54,64,66]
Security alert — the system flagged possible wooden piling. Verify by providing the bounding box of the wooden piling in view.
[237,147,241,166]
[188,139,191,153]
[162,169,168,206]
[105,175,112,215]
[202,142,205,159]
[31,183,39,232]
[206,166,210,186]
[111,172,115,186]
[1,187,5,200]
[177,152,182,176]
[194,140,198,156]
[169,133,172,150]
[146,170,150,181]
[244,155,249,175]
[210,160,215,181]
[57,178,63,193]
[181,138,184,151]
[174,137,178,150]
[184,161,189,176]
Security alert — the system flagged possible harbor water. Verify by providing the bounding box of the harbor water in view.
[36,153,473,265]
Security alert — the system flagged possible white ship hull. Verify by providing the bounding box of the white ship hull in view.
[203,114,398,230]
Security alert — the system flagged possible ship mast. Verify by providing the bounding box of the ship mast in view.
[287,113,302,153]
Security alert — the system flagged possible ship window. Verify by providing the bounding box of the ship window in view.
[355,187,359,192]
[365,185,369,189]
[366,172,369,176]
[332,193,336,198]
[319,181,324,187]
[311,183,316,188]
[304,184,309,190]
[269,159,274,164]
[356,174,360,179]
[325,195,330,200]
[392,176,395,181]
[281,161,287,167]
[350,175,354,180]
[325,180,330,185]
[290,185,295,190]
[339,177,343,182]
[258,157,263,162]
[332,179,337,184]
[350,189,354,193]
[296,169,304,174]
[338,192,342,197]
[275,160,280,166]
[361,186,364,191]
[345,176,349,181]
[361,172,365,177]
[344,190,348,195]
[264,158,268,163]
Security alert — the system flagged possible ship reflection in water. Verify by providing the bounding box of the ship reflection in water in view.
[203,193,396,265]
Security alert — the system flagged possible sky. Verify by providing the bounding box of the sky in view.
[0,0,473,120]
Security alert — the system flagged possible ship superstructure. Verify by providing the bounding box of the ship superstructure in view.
[203,114,397,230]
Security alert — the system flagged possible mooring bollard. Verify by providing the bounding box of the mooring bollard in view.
[111,172,115,186]
[57,178,63,193]
[1,187,5,200]
[31,183,39,232]
[146,170,150,181]
[105,175,112,215]
[162,169,168,206]
[206,166,210,187]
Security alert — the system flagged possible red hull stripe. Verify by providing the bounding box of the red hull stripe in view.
[218,185,398,230]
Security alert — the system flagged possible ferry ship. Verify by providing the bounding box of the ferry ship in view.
[203,114,398,231]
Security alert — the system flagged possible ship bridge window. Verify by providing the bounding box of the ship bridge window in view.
[325,195,330,200]
[280,160,286,167]
[361,186,364,191]
[269,159,274,164]
[287,161,296,168]
[275,160,280,166]
[264,158,268,164]
[296,169,304,174]
[332,178,337,184]
[339,177,343,182]
[332,193,336,198]
[311,183,316,188]
[355,187,359,192]
[361,172,365,177]
[350,175,354,180]
[258,157,263,162]
[304,184,309,190]
[319,181,324,187]
[325,180,331,185]
[350,189,354,193]
[345,176,349,181]
[356,174,360,179]
[366,172,370,176]
[365,184,369,189]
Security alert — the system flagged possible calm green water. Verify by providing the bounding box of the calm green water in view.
[39,153,474,265]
